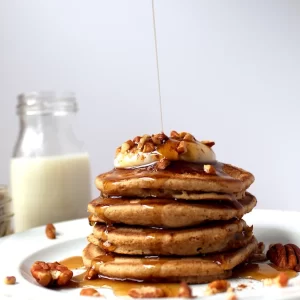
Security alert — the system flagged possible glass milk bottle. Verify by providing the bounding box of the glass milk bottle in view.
[10,92,91,232]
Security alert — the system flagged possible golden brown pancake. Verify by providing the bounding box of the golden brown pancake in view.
[88,193,256,228]
[89,219,253,256]
[95,161,254,197]
[82,237,257,284]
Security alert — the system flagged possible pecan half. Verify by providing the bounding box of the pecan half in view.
[128,286,165,298]
[30,261,73,287]
[45,224,56,239]
[267,243,300,271]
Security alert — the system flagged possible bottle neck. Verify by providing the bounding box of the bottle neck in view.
[13,112,84,158]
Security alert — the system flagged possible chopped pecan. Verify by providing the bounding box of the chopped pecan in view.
[80,288,101,297]
[133,136,141,143]
[121,140,134,153]
[204,164,216,175]
[183,133,195,142]
[151,133,168,145]
[84,267,98,280]
[30,261,73,287]
[178,281,193,298]
[4,276,16,285]
[262,272,289,288]
[177,141,187,154]
[170,130,180,139]
[137,135,150,150]
[201,140,215,147]
[156,158,170,170]
[128,286,165,298]
[205,280,230,295]
[143,142,155,153]
[226,291,237,300]
[267,243,300,271]
[45,224,56,239]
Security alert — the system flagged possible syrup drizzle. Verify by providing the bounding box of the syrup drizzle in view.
[152,0,164,132]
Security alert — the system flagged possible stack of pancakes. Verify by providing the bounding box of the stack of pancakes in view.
[83,131,258,283]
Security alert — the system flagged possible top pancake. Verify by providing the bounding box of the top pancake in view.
[95,161,254,197]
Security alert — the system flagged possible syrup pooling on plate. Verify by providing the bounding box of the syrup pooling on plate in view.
[233,263,297,281]
[71,271,180,297]
[59,256,298,297]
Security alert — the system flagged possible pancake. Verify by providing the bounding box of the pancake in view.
[106,190,246,201]
[89,219,253,256]
[82,237,257,283]
[88,193,256,228]
[95,161,254,197]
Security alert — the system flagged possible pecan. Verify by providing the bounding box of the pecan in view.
[170,130,180,139]
[177,141,187,154]
[30,261,73,287]
[4,276,16,285]
[45,224,56,239]
[80,288,101,297]
[143,142,155,153]
[205,280,230,295]
[84,267,98,280]
[178,281,193,298]
[267,243,300,271]
[201,140,215,147]
[128,286,165,298]
[262,272,289,288]
[137,135,150,150]
[204,164,216,175]
[121,140,134,153]
[226,291,237,300]
[183,133,196,142]
[133,136,141,143]
[151,133,168,145]
[156,158,170,170]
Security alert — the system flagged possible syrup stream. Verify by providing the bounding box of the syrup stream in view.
[152,0,164,132]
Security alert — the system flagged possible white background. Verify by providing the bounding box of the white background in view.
[0,0,300,210]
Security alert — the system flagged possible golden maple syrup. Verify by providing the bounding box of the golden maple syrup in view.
[233,262,297,281]
[59,255,299,297]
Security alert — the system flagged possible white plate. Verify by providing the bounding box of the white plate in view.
[1,209,300,300]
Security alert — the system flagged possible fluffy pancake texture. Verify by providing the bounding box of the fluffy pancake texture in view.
[82,237,257,283]
[88,193,256,228]
[88,219,253,256]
